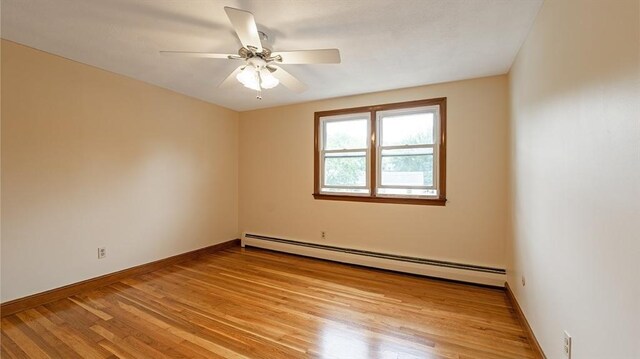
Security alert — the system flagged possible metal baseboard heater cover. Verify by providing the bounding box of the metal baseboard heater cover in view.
[243,233,506,275]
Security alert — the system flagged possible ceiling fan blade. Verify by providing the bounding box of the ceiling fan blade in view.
[218,66,244,88]
[224,7,263,53]
[160,51,237,59]
[270,65,307,93]
[271,49,341,64]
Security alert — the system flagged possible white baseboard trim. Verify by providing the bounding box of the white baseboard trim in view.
[241,233,506,287]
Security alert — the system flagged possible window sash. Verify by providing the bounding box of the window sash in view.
[319,113,371,193]
[321,114,370,151]
[377,106,439,147]
[321,152,370,190]
[376,146,437,191]
[376,106,440,194]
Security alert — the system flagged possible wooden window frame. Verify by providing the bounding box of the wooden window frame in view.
[313,97,447,206]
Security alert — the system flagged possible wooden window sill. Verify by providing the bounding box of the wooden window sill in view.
[312,193,447,206]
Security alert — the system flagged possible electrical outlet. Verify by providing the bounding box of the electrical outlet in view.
[563,331,572,358]
[521,275,526,286]
[98,247,106,259]
[321,231,326,239]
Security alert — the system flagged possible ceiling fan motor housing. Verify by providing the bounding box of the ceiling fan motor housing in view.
[239,46,272,60]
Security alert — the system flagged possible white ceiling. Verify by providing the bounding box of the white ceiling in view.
[1,0,542,111]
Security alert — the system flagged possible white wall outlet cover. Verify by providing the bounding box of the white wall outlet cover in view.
[563,331,572,358]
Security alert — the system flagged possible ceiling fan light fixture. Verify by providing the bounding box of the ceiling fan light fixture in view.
[236,65,280,91]
[259,68,279,89]
[236,66,260,91]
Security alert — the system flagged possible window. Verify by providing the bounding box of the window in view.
[314,98,446,205]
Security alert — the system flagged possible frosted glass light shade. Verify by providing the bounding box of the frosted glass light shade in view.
[259,69,279,89]
[236,67,260,91]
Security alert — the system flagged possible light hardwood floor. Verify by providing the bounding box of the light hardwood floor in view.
[1,247,537,358]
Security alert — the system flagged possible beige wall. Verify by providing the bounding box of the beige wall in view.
[1,40,239,302]
[507,0,640,358]
[239,75,510,268]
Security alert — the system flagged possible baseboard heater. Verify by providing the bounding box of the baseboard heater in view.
[242,233,506,287]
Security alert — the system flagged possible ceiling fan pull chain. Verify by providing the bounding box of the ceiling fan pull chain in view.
[256,89,262,100]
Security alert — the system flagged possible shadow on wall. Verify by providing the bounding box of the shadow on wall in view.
[1,40,239,302]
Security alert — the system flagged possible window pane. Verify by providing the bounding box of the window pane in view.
[324,118,368,150]
[381,112,434,146]
[380,148,433,186]
[324,152,367,187]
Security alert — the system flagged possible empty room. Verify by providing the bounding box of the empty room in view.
[1,0,638,358]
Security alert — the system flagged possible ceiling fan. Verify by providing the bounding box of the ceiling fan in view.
[160,7,341,99]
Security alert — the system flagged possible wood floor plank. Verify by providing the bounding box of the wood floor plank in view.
[1,325,34,359]
[1,247,538,358]
[15,309,82,359]
[1,317,51,359]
